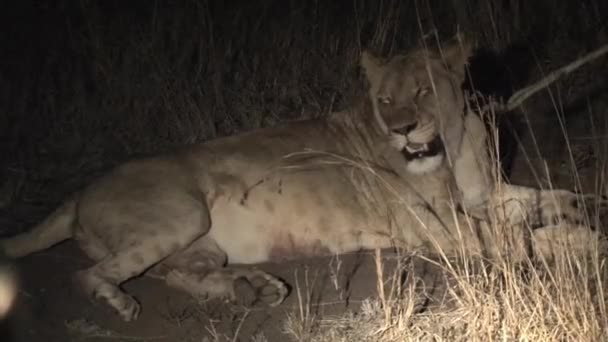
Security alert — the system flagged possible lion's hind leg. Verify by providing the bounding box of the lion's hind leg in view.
[165,267,288,307]
[75,230,204,322]
[75,188,211,321]
[76,254,143,322]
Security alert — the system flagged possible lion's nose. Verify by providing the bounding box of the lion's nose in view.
[405,122,418,133]
[392,122,418,135]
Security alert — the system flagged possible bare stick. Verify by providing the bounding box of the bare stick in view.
[499,43,608,112]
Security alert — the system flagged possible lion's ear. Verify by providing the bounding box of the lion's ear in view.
[360,50,386,95]
[441,37,474,80]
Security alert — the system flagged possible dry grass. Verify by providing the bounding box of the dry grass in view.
[283,30,608,339]
[284,61,608,340]
[287,257,607,341]
[284,117,608,341]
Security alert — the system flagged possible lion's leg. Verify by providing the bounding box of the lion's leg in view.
[75,230,110,261]
[459,184,604,259]
[452,113,493,220]
[488,185,606,226]
[75,235,203,321]
[532,224,603,262]
[398,203,490,257]
[75,201,210,322]
[165,267,288,307]
[161,236,288,306]
[468,221,601,262]
[452,114,607,226]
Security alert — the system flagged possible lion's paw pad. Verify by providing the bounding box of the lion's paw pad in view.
[233,272,288,307]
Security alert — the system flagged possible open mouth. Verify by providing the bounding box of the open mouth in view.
[402,135,443,160]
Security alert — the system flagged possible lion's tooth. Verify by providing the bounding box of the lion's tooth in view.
[405,143,425,153]
[405,142,431,154]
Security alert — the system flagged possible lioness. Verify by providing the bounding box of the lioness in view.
[0,39,601,322]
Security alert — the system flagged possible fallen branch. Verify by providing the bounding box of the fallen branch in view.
[495,43,608,112]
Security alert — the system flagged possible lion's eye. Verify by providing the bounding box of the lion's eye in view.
[416,87,430,98]
[378,96,392,105]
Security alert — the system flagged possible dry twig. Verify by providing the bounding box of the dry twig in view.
[495,43,608,112]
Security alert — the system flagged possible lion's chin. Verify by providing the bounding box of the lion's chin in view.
[402,135,445,174]
[405,153,444,174]
[402,134,443,159]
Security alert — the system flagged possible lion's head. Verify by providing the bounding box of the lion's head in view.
[361,39,473,174]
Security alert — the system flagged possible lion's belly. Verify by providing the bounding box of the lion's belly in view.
[206,183,381,264]
[207,201,279,264]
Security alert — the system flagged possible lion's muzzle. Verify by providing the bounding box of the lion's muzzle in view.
[388,119,444,161]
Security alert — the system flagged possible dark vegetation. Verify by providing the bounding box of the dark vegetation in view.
[1,0,607,234]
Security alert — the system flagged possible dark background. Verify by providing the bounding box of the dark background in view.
[1,0,607,234]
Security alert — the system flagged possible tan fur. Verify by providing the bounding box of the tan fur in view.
[1,39,603,322]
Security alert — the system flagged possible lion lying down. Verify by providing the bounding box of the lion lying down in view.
[1,39,605,321]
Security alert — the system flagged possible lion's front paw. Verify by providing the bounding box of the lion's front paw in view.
[539,190,608,226]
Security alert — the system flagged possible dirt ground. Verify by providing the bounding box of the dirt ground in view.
[2,96,607,342]
[2,242,452,342]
